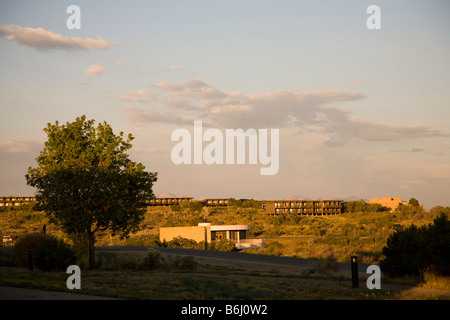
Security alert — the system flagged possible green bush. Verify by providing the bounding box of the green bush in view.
[166,255,199,271]
[343,200,384,213]
[13,233,76,271]
[138,249,165,271]
[316,257,340,274]
[380,213,450,277]
[13,233,48,267]
[209,239,236,252]
[167,237,199,249]
[34,236,76,271]
[262,241,284,256]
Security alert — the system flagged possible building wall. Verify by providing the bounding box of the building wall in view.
[159,226,211,243]
[369,196,408,211]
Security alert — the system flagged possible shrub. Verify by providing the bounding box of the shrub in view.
[262,241,284,256]
[0,247,16,266]
[167,237,199,249]
[138,249,165,271]
[96,252,119,270]
[34,236,76,271]
[166,255,199,271]
[209,239,236,252]
[13,233,48,267]
[316,258,340,275]
[380,213,450,278]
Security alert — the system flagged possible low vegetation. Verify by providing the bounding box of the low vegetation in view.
[1,200,449,299]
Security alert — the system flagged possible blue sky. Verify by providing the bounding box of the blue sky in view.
[1,0,449,208]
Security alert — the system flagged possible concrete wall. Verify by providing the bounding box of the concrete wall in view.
[160,226,211,243]
[369,196,408,211]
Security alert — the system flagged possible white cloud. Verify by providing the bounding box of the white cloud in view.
[0,140,41,153]
[115,89,151,103]
[167,65,184,71]
[124,79,449,146]
[0,24,118,51]
[85,64,106,76]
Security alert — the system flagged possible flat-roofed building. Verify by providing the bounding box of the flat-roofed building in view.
[0,197,36,207]
[204,198,229,207]
[146,197,193,206]
[369,196,409,211]
[160,223,264,250]
[264,200,342,215]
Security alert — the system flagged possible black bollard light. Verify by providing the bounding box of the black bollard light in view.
[351,256,359,288]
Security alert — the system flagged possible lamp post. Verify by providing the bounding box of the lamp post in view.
[351,256,359,288]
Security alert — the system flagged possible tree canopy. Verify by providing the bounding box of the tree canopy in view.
[26,116,157,267]
[380,213,450,277]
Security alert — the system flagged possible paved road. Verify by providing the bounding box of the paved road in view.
[97,246,368,272]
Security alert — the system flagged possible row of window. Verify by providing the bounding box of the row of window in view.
[274,201,342,208]
[0,197,36,202]
[211,230,247,241]
[274,208,341,214]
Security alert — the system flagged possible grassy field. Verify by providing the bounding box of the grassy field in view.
[0,204,442,265]
[0,204,449,300]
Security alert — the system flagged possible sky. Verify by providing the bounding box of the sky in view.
[1,0,449,209]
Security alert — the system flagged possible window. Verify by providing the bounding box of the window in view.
[211,231,227,240]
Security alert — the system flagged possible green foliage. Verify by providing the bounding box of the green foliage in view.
[166,255,199,271]
[261,241,284,256]
[138,249,165,271]
[409,198,420,207]
[227,198,243,207]
[170,204,181,212]
[209,239,236,251]
[343,200,384,213]
[380,213,450,277]
[25,115,157,267]
[429,206,450,219]
[394,203,425,218]
[13,233,48,267]
[35,236,76,271]
[187,201,203,212]
[166,236,199,249]
[241,199,262,208]
[316,257,340,275]
[13,233,76,271]
[95,249,198,272]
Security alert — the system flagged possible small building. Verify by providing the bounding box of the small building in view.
[159,223,264,250]
[369,196,409,211]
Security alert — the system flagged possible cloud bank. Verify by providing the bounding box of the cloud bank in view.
[0,24,118,51]
[124,79,447,146]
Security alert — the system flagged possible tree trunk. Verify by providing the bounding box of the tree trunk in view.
[88,231,96,268]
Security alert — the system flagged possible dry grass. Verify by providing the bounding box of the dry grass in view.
[1,205,449,299]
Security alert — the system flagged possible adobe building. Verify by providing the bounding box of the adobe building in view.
[159,223,264,250]
[369,196,409,211]
[264,200,343,215]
